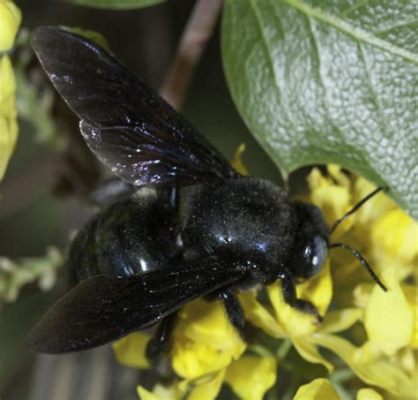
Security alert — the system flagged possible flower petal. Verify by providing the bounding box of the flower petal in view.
[176,299,244,351]
[137,383,184,400]
[113,332,151,369]
[230,143,249,176]
[403,285,418,348]
[137,387,160,400]
[313,333,416,397]
[293,378,340,400]
[267,262,332,337]
[364,270,413,356]
[306,167,352,233]
[267,283,317,337]
[172,339,242,379]
[328,164,351,189]
[225,355,277,400]
[320,308,363,334]
[296,261,333,316]
[0,1,21,51]
[352,178,394,226]
[356,388,383,400]
[171,299,245,379]
[370,209,418,265]
[239,291,286,338]
[0,56,18,178]
[187,371,225,400]
[353,284,373,309]
[293,337,333,372]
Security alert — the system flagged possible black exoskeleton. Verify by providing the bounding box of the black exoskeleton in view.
[27,26,386,357]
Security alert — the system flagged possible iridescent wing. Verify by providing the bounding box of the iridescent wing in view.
[31,26,237,187]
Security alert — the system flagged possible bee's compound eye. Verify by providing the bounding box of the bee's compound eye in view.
[304,235,328,278]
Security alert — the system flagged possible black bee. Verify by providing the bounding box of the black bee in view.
[27,26,386,357]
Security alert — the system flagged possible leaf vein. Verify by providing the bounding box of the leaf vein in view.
[247,0,283,99]
[357,42,393,153]
[339,0,371,17]
[373,18,418,36]
[305,15,349,146]
[281,0,418,65]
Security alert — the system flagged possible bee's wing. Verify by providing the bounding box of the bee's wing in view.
[31,26,237,186]
[26,259,247,354]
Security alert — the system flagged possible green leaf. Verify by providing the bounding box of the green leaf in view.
[222,0,418,218]
[69,0,164,10]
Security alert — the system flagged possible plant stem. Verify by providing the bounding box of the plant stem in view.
[248,344,274,357]
[160,0,224,110]
[276,338,292,360]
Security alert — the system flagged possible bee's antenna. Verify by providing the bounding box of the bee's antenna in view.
[330,187,384,234]
[329,242,387,292]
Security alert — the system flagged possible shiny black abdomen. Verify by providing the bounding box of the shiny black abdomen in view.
[68,187,180,283]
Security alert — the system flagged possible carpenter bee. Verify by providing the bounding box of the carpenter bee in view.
[27,27,386,357]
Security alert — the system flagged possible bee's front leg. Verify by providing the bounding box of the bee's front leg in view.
[218,290,258,343]
[277,268,323,323]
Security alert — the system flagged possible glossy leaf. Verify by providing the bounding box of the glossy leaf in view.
[69,0,164,10]
[222,0,418,219]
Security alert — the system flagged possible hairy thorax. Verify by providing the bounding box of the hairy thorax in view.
[180,178,298,268]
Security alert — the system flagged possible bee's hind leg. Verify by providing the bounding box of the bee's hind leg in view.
[146,312,178,362]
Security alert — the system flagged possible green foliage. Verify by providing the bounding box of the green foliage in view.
[69,0,165,10]
[222,0,418,218]
[0,247,63,305]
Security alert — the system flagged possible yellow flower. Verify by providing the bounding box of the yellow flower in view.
[0,0,20,179]
[293,379,385,400]
[293,378,340,400]
[305,166,417,397]
[224,356,276,400]
[0,55,17,178]
[230,143,249,176]
[0,1,20,51]
[239,261,366,373]
[137,382,185,400]
[115,163,417,400]
[370,209,418,279]
[306,166,353,234]
[364,270,414,356]
[128,299,276,400]
[113,331,151,369]
[171,299,276,399]
[356,388,383,400]
[171,299,245,379]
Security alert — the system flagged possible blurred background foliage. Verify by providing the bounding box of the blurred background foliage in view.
[0,1,286,398]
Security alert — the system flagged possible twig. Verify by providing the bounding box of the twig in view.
[160,0,224,110]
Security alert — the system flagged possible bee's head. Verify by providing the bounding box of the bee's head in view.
[290,187,387,291]
[289,203,329,280]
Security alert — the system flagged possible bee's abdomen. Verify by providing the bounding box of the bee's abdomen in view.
[68,189,180,285]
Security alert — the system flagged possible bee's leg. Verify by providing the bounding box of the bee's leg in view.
[146,312,177,361]
[278,269,323,323]
[219,290,257,343]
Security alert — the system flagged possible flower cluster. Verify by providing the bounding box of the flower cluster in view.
[0,0,20,179]
[114,164,417,399]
